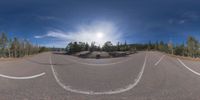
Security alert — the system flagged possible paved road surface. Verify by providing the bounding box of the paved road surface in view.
[0,51,200,100]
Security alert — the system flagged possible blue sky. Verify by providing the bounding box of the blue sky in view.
[0,0,200,47]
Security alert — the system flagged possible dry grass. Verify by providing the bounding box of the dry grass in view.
[0,52,49,62]
[167,54,200,62]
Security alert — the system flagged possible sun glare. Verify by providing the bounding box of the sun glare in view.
[96,32,104,39]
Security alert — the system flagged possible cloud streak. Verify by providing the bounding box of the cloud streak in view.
[35,21,122,47]
[168,11,200,25]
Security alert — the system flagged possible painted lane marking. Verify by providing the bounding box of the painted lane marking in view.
[68,58,130,66]
[154,55,165,66]
[177,58,200,76]
[50,54,148,95]
[59,55,134,66]
[0,72,45,79]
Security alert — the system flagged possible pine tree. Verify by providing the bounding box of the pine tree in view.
[0,33,8,57]
[187,36,199,57]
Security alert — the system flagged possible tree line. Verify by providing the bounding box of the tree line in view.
[66,41,134,54]
[66,36,200,58]
[0,32,48,58]
[144,36,200,57]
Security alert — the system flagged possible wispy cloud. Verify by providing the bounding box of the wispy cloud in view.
[37,15,56,20]
[168,19,186,25]
[40,41,67,48]
[34,21,122,47]
[182,11,200,20]
[179,20,186,24]
[34,35,45,39]
[168,11,200,25]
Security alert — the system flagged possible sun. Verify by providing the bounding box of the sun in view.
[96,32,104,39]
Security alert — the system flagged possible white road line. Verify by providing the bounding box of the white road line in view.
[154,55,165,66]
[0,72,45,79]
[50,54,148,95]
[60,55,133,66]
[70,58,130,66]
[177,58,200,76]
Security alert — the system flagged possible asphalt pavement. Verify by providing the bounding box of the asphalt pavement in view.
[0,51,200,100]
